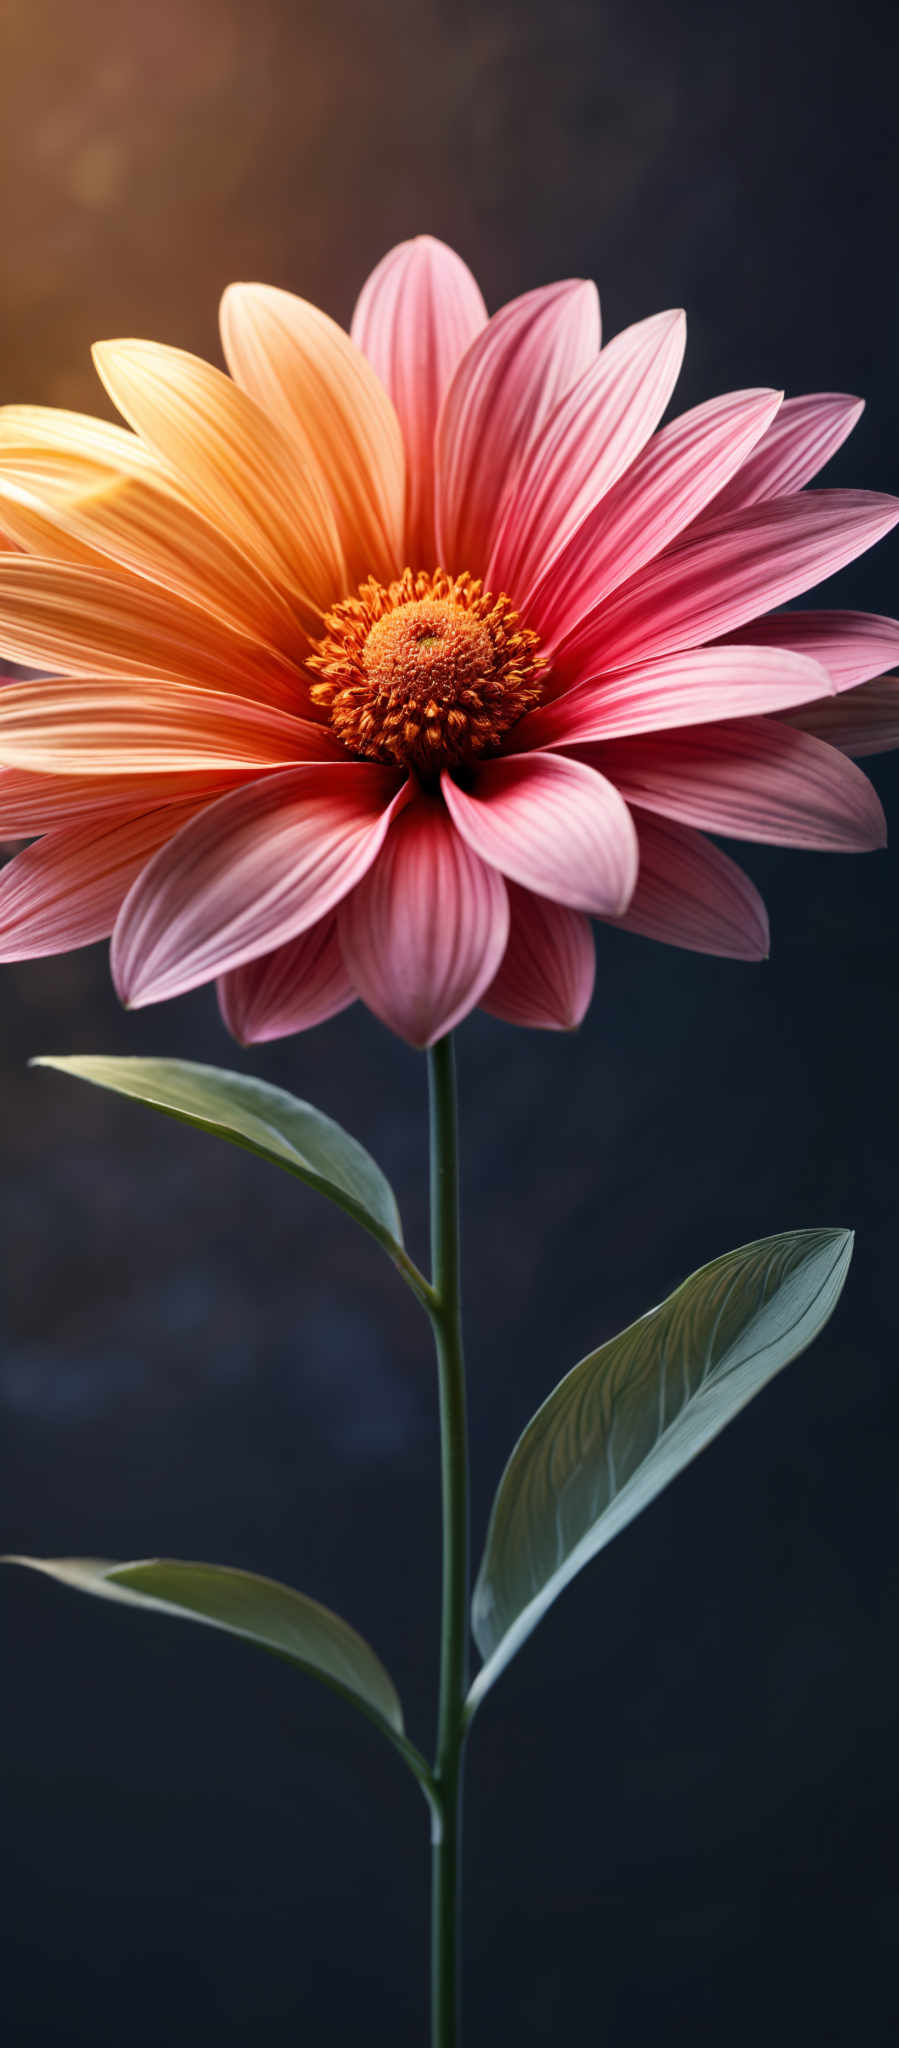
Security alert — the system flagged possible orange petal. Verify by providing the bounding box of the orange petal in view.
[0,675,342,775]
[220,283,406,586]
[0,556,303,708]
[0,478,109,568]
[0,451,302,657]
[93,339,345,623]
[0,405,166,483]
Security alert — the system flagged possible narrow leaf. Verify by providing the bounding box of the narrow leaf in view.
[32,1056,403,1253]
[469,1228,853,1710]
[3,1556,405,1735]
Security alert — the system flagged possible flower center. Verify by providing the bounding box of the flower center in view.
[307,568,545,774]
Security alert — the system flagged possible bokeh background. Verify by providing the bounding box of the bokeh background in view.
[1,0,897,2041]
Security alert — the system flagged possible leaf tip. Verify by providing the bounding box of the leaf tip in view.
[824,1224,854,1259]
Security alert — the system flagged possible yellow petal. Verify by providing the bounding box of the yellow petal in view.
[92,339,345,624]
[220,283,405,584]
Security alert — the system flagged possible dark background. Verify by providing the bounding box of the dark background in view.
[1,0,898,2040]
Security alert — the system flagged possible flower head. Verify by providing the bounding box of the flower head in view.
[0,236,896,1045]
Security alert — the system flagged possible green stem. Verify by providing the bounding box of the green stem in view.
[427,1035,469,2048]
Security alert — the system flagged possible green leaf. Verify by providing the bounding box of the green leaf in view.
[33,1056,403,1256]
[3,1555,405,1736]
[469,1227,853,1711]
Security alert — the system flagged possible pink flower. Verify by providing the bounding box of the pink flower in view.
[0,236,896,1046]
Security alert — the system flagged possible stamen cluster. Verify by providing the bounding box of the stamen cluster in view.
[307,567,545,774]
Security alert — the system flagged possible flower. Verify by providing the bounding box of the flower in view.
[0,237,896,1047]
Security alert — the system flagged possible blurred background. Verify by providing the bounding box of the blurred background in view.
[1,0,897,2041]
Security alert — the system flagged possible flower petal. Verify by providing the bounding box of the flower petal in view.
[0,676,340,775]
[0,556,301,707]
[481,882,595,1029]
[112,763,406,1007]
[488,310,686,601]
[0,796,212,958]
[0,767,243,833]
[220,283,405,584]
[721,609,899,690]
[533,389,782,656]
[435,279,601,572]
[0,478,109,568]
[0,404,166,482]
[564,491,899,677]
[350,236,488,563]
[693,393,864,523]
[338,797,508,1046]
[93,339,344,620]
[786,677,899,757]
[604,808,769,959]
[218,915,355,1043]
[441,751,638,914]
[0,449,300,655]
[588,717,887,850]
[513,645,833,751]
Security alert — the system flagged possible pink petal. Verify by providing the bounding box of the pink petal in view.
[481,882,595,1029]
[441,751,638,915]
[350,236,488,564]
[588,717,887,850]
[434,279,600,573]
[487,310,686,601]
[532,389,782,656]
[0,767,244,833]
[512,644,833,752]
[690,393,864,525]
[721,609,899,690]
[786,677,899,758]
[0,796,211,958]
[337,797,508,1047]
[217,915,355,1043]
[563,491,899,677]
[604,808,769,959]
[112,763,407,1008]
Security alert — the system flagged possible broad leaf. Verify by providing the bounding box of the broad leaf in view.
[469,1228,853,1710]
[33,1057,403,1255]
[3,1556,405,1736]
